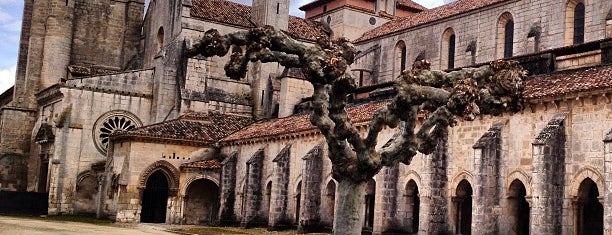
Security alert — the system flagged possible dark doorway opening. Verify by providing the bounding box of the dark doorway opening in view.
[508,179,530,235]
[576,178,603,235]
[454,179,472,235]
[184,179,219,224]
[141,170,169,223]
[295,181,302,224]
[406,179,420,233]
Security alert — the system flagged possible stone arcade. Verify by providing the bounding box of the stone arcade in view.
[0,0,611,234]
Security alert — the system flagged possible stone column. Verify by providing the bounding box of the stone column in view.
[427,132,451,234]
[241,148,265,228]
[298,144,323,232]
[603,130,612,234]
[531,114,566,235]
[219,152,237,225]
[377,164,399,234]
[269,144,291,229]
[472,123,503,235]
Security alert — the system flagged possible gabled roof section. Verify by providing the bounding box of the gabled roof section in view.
[112,112,253,146]
[190,0,327,41]
[355,0,509,43]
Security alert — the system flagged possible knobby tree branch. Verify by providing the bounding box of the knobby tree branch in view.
[190,26,526,183]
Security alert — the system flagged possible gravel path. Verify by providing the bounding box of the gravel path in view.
[0,216,176,235]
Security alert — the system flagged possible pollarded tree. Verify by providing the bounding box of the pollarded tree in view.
[189,26,526,235]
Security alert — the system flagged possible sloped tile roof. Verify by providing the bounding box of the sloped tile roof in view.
[181,159,222,169]
[222,100,388,142]
[112,112,253,145]
[191,0,254,28]
[190,0,326,41]
[355,0,508,42]
[524,65,612,99]
[397,0,427,11]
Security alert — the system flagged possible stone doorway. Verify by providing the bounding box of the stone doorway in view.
[453,179,472,235]
[405,179,420,233]
[574,178,603,235]
[295,181,302,224]
[183,178,219,224]
[507,179,529,235]
[264,181,272,219]
[140,170,169,223]
[322,180,336,227]
[363,179,376,231]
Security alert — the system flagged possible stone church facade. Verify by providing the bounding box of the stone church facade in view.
[0,0,611,234]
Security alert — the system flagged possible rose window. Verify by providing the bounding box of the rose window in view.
[93,111,142,155]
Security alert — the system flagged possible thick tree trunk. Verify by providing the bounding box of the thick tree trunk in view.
[334,179,366,235]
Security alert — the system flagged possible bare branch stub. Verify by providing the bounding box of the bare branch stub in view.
[191,27,526,183]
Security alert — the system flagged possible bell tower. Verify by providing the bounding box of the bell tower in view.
[249,0,291,119]
[251,0,289,30]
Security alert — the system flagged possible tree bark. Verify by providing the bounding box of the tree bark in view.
[334,179,366,235]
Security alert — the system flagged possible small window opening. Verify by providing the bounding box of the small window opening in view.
[573,3,585,44]
[277,2,280,14]
[323,5,328,13]
[448,34,456,69]
[157,27,164,52]
[504,20,514,58]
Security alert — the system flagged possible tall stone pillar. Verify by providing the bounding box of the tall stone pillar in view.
[531,114,566,235]
[472,123,503,235]
[241,148,265,228]
[377,164,399,234]
[603,130,612,234]
[219,152,238,225]
[269,144,291,229]
[298,144,323,232]
[427,132,451,234]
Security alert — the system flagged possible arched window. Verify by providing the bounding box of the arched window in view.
[497,13,514,59]
[565,1,586,45]
[573,3,585,44]
[441,28,456,70]
[394,41,407,78]
[157,27,164,51]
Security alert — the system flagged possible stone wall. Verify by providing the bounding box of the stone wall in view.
[278,77,313,118]
[355,0,612,83]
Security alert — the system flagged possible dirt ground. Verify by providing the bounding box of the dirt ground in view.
[0,215,328,235]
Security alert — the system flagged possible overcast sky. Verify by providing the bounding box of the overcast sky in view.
[0,0,453,94]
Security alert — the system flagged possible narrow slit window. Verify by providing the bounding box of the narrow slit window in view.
[400,46,407,72]
[504,20,514,58]
[448,34,456,69]
[277,3,280,14]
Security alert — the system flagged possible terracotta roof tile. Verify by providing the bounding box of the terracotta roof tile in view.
[181,159,222,169]
[286,16,328,41]
[524,65,612,99]
[190,0,254,28]
[113,112,253,145]
[222,101,388,142]
[355,0,508,42]
[190,0,326,41]
[397,0,427,11]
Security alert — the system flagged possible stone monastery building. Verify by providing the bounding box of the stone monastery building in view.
[0,0,611,234]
